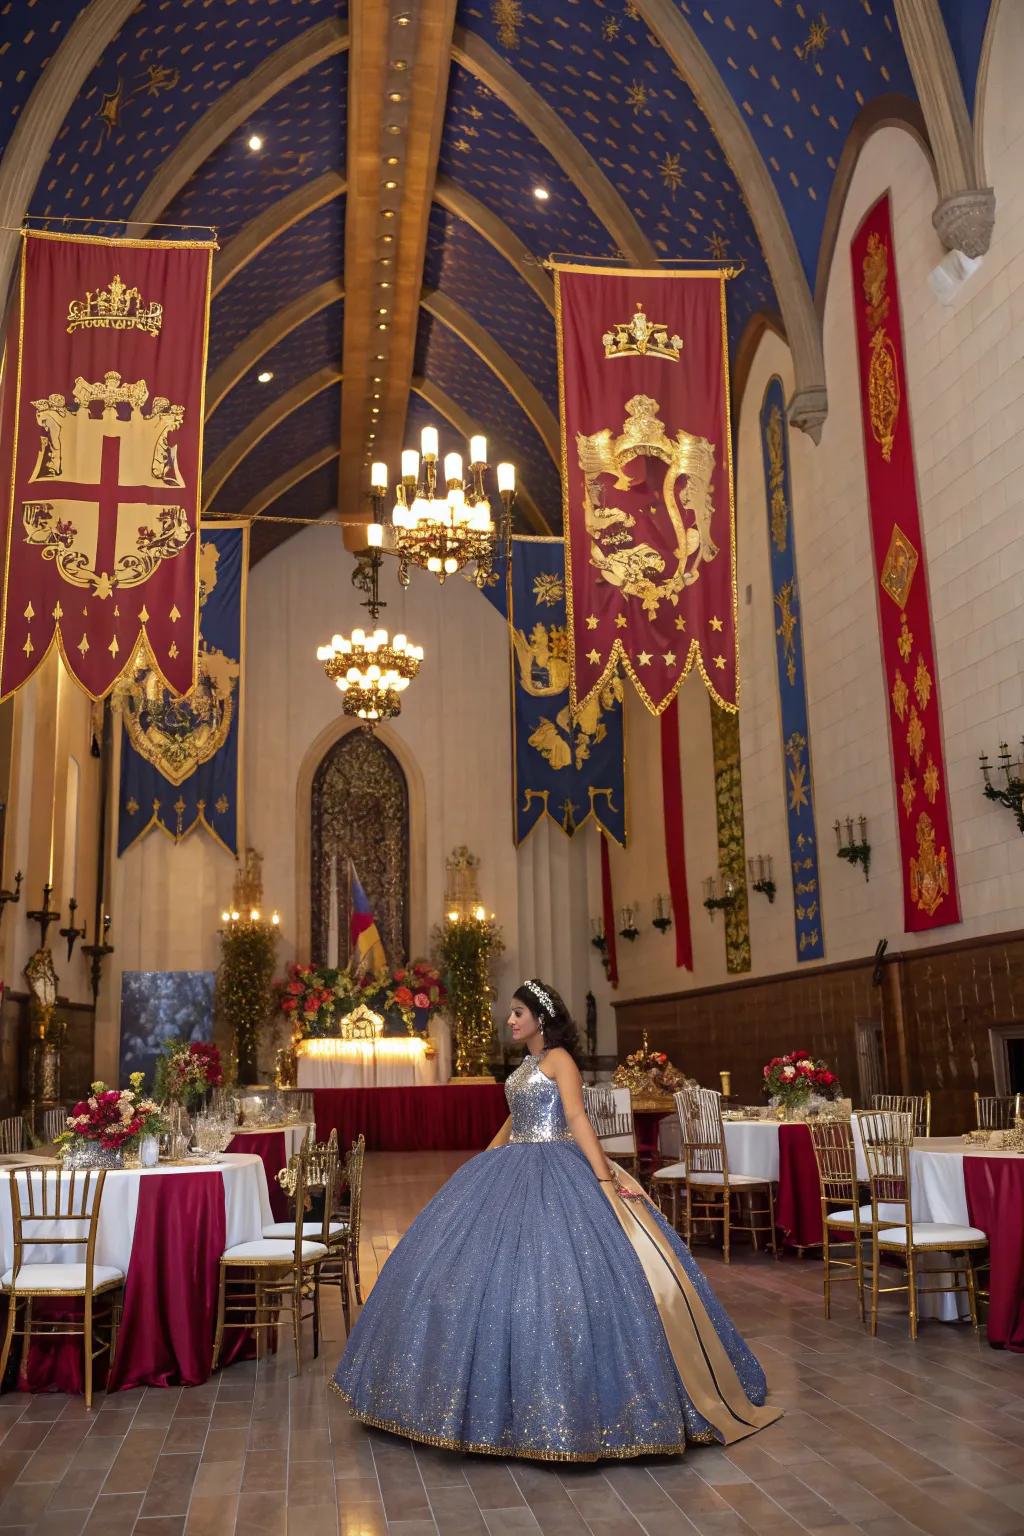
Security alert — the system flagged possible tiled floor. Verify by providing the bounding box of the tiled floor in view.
[2,1151,1024,1536]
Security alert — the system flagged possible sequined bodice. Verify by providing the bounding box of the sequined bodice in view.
[505,1053,574,1144]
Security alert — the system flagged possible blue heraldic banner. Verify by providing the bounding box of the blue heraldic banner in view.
[760,380,824,961]
[484,536,626,847]
[117,523,247,855]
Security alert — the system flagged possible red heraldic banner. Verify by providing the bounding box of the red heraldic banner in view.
[851,195,960,932]
[0,231,214,701]
[555,266,738,717]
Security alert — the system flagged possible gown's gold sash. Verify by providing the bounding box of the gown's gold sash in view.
[603,1166,781,1444]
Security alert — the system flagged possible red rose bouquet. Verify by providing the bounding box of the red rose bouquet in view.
[155,1039,225,1109]
[61,1074,167,1153]
[763,1050,841,1111]
[273,962,339,1037]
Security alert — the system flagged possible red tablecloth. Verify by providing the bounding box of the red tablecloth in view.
[226,1129,289,1219]
[775,1123,822,1249]
[634,1111,665,1174]
[9,1170,253,1394]
[964,1157,1024,1352]
[314,1084,508,1152]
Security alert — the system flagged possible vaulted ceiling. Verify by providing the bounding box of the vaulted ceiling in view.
[0,0,995,563]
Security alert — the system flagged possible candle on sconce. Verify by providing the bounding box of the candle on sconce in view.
[833,819,842,852]
[590,916,605,940]
[845,817,855,847]
[858,815,868,845]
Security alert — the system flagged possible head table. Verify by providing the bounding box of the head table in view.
[658,1114,1024,1350]
[0,1152,274,1393]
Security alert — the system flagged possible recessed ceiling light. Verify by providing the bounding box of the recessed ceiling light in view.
[394,59,408,71]
[382,208,396,219]
[378,307,388,315]
[378,322,388,330]
[372,407,380,414]
[533,186,550,202]
[388,91,402,103]
[386,155,400,166]
[257,370,273,383]
[248,134,263,152]
[373,376,382,383]
[384,179,398,190]
[379,280,390,288]
[373,392,380,399]
[387,123,401,135]
[382,233,395,243]
[375,354,385,361]
[395,12,411,25]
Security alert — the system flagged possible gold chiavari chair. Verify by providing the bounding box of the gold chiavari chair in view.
[42,1108,67,1145]
[857,1110,988,1339]
[807,1118,901,1323]
[583,1085,639,1177]
[973,1091,1021,1130]
[212,1152,327,1374]
[651,1086,697,1227]
[264,1131,342,1352]
[0,1116,27,1154]
[337,1133,367,1310]
[871,1092,931,1139]
[0,1168,123,1408]
[675,1088,776,1263]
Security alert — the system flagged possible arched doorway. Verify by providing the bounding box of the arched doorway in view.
[310,731,409,968]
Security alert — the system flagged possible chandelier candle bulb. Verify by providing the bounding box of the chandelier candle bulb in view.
[444,452,463,484]
[497,462,515,493]
[421,426,438,460]
[470,435,487,466]
[371,462,388,491]
[401,449,419,482]
[367,523,383,548]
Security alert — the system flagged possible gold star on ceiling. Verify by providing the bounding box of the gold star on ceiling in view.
[637,651,652,667]
[585,615,598,630]
[625,81,649,114]
[659,152,684,195]
[709,615,724,631]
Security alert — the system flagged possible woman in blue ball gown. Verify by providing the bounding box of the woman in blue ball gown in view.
[334,979,779,1462]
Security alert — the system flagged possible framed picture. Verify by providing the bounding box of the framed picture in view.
[118,970,215,1087]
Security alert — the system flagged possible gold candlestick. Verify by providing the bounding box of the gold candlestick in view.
[719,1069,731,1099]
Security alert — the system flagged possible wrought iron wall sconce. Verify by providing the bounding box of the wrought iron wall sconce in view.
[58,896,87,961]
[82,913,114,1008]
[979,742,1024,832]
[617,905,639,942]
[26,883,62,948]
[747,854,776,903]
[589,916,607,955]
[652,894,673,933]
[0,868,22,930]
[834,816,871,880]
[703,873,737,916]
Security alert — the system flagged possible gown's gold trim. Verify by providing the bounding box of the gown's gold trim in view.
[330,1379,710,1461]
[602,1166,781,1444]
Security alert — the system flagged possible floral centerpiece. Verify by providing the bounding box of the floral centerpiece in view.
[613,1048,693,1099]
[763,1050,841,1116]
[275,962,339,1037]
[59,1075,167,1169]
[154,1039,224,1112]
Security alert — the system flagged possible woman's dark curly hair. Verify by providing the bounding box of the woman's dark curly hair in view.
[513,979,582,1065]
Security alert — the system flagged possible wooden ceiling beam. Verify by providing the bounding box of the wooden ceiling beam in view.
[339,0,458,522]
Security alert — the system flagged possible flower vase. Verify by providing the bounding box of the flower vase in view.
[139,1135,160,1168]
[63,1142,124,1171]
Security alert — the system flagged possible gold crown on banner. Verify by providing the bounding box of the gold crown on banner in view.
[602,301,682,363]
[67,273,163,337]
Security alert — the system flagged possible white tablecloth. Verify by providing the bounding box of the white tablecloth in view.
[0,1153,272,1276]
[296,1038,440,1089]
[658,1114,782,1178]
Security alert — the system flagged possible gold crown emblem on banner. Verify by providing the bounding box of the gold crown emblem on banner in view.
[66,273,163,337]
[602,301,682,363]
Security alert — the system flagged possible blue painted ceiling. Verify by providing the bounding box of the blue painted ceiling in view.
[1,0,995,558]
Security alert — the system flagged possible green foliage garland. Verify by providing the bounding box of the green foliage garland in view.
[216,923,279,1084]
[432,914,504,1077]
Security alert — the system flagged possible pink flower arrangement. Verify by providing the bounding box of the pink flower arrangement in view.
[64,1075,166,1151]
[155,1040,224,1107]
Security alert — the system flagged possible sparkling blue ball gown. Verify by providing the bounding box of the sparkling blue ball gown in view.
[334,1051,779,1461]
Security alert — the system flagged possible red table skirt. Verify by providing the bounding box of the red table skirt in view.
[964,1157,1024,1352]
[226,1130,289,1220]
[775,1123,823,1249]
[7,1170,254,1394]
[313,1084,508,1152]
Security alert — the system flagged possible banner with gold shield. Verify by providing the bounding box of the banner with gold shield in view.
[851,195,960,931]
[554,265,738,718]
[117,522,246,855]
[0,230,214,701]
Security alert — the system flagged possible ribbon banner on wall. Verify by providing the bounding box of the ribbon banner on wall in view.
[710,704,750,974]
[0,230,214,701]
[759,377,825,962]
[851,195,960,932]
[116,523,246,855]
[483,536,626,846]
[554,264,738,718]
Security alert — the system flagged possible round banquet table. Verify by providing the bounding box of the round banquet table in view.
[226,1123,314,1220]
[0,1153,272,1393]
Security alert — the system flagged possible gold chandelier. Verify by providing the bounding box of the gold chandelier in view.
[371,425,515,587]
[316,537,423,726]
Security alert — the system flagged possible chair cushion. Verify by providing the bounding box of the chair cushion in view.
[0,1263,123,1293]
[652,1162,687,1180]
[260,1221,346,1240]
[688,1171,769,1187]
[876,1223,987,1250]
[222,1239,327,1263]
[826,1203,904,1227]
